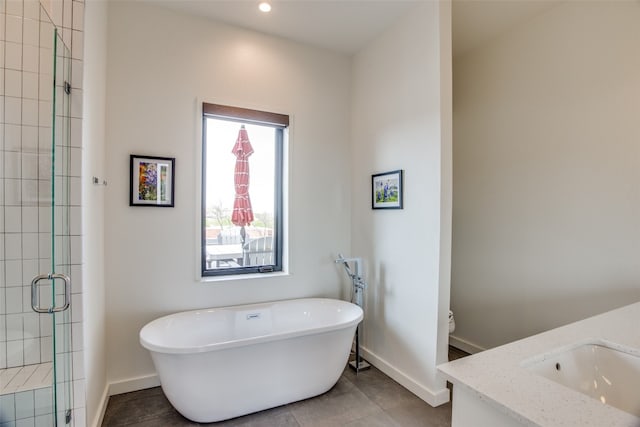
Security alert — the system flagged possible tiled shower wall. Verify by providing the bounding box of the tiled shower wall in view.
[1,0,84,425]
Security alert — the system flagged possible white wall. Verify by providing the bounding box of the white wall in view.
[351,1,452,406]
[104,2,352,388]
[82,1,108,424]
[452,1,640,351]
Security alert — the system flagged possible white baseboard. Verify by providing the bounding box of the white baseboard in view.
[360,346,450,407]
[90,385,110,427]
[449,335,486,355]
[108,374,160,397]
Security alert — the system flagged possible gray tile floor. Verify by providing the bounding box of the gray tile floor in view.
[102,347,467,427]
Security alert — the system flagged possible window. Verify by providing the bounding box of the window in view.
[201,103,288,276]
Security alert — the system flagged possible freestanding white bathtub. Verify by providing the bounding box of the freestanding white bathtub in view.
[139,297,363,422]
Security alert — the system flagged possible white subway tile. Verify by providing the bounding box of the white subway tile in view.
[15,390,35,420]
[38,48,53,78]
[4,151,21,178]
[39,73,53,101]
[22,206,39,232]
[22,151,39,180]
[39,313,52,337]
[70,88,81,119]
[71,322,82,351]
[7,340,24,366]
[72,379,85,409]
[23,232,39,259]
[36,413,54,427]
[5,233,23,259]
[5,287,23,314]
[23,98,39,126]
[0,234,6,264]
[23,71,39,100]
[70,147,81,177]
[5,96,23,125]
[22,260,39,283]
[38,152,53,179]
[22,125,38,152]
[24,338,40,364]
[34,387,53,416]
[0,234,5,262]
[72,407,86,427]
[63,0,71,29]
[24,0,40,20]
[5,259,22,284]
[70,177,80,206]
[51,0,62,28]
[70,265,82,293]
[22,179,38,207]
[5,178,23,205]
[6,313,23,339]
[23,44,39,73]
[6,0,23,16]
[23,313,39,337]
[70,206,81,235]
[39,19,54,48]
[72,350,84,379]
[71,294,81,322]
[5,41,22,70]
[39,207,52,233]
[71,59,82,90]
[71,29,82,60]
[5,123,22,151]
[6,14,22,44]
[0,394,16,421]
[24,17,38,46]
[72,1,84,31]
[5,68,22,97]
[0,341,6,369]
[38,232,51,259]
[38,259,50,274]
[62,26,71,50]
[37,180,52,206]
[40,336,52,362]
[40,100,53,128]
[70,118,81,147]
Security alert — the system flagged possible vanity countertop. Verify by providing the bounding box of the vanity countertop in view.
[438,302,640,427]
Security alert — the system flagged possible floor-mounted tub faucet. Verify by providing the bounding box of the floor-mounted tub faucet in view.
[335,254,371,373]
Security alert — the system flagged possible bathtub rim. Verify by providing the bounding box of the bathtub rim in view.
[139,297,363,355]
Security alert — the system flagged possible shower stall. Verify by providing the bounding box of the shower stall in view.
[1,6,75,426]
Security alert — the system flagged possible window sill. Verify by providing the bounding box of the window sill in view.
[200,270,290,283]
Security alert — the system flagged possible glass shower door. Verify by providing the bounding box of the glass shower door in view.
[28,23,74,426]
[0,9,73,426]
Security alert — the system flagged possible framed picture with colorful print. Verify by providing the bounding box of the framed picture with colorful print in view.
[130,154,175,207]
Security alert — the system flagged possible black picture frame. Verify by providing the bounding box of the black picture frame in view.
[372,169,403,210]
[130,155,175,207]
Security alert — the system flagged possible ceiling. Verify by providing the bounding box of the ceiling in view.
[148,0,559,57]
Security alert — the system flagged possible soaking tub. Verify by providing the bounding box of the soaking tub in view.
[139,297,363,422]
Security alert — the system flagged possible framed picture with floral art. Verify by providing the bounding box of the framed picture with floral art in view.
[130,154,175,207]
[372,169,403,209]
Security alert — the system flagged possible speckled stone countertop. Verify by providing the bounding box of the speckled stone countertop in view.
[438,302,640,427]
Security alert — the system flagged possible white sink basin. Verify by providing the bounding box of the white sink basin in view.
[524,342,640,417]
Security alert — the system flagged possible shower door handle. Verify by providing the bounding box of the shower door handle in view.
[31,273,71,313]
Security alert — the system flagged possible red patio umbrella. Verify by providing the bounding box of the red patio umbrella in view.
[231,125,254,246]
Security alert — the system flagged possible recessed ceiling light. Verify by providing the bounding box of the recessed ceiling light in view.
[259,2,272,13]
